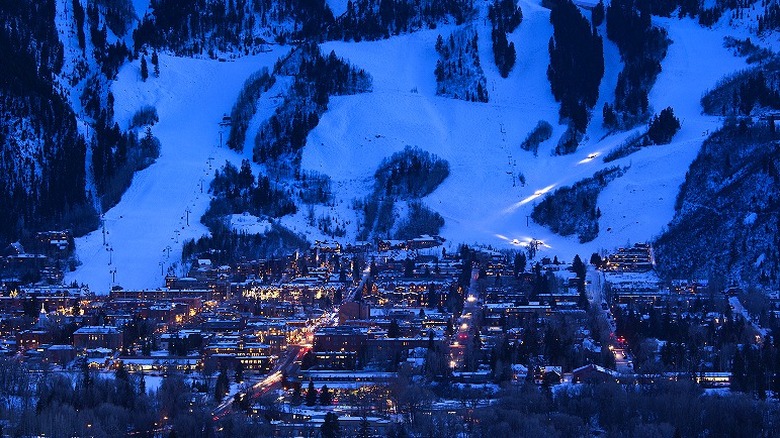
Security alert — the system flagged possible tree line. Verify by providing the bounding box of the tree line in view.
[434,29,489,102]
[0,0,97,245]
[531,166,624,242]
[252,43,372,165]
[488,0,522,78]
[603,0,669,129]
[547,0,605,139]
[333,0,476,42]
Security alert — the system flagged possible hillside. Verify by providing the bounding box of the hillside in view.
[655,120,780,288]
[0,0,776,291]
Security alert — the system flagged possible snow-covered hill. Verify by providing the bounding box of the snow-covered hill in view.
[299,1,751,257]
[66,49,288,291]
[61,0,774,292]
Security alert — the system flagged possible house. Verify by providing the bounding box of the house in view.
[73,326,123,350]
[534,366,563,385]
[572,364,619,384]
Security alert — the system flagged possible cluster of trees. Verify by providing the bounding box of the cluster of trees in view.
[83,0,132,79]
[614,293,780,399]
[655,119,780,287]
[604,0,669,128]
[374,146,450,199]
[134,0,476,49]
[759,1,780,33]
[730,342,777,398]
[488,0,522,77]
[615,298,745,369]
[394,201,445,239]
[0,358,279,437]
[130,105,159,128]
[253,43,371,164]
[182,221,309,265]
[520,120,553,156]
[184,159,310,265]
[469,380,780,437]
[602,107,680,162]
[702,62,780,116]
[332,0,476,41]
[227,68,275,151]
[359,147,448,240]
[298,171,334,205]
[0,358,157,437]
[133,0,334,55]
[723,36,774,64]
[202,160,297,232]
[646,106,681,144]
[80,65,161,213]
[671,0,772,28]
[0,0,98,245]
[276,367,780,437]
[547,0,604,136]
[167,331,205,356]
[356,195,396,240]
[602,131,644,162]
[296,380,334,407]
[91,119,161,210]
[531,166,624,242]
[139,51,161,81]
[434,29,489,102]
[89,0,136,37]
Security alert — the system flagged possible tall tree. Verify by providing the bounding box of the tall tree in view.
[321,412,341,438]
[305,379,318,406]
[140,55,148,81]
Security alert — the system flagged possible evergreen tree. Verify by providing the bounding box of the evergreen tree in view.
[647,106,681,145]
[321,412,341,438]
[140,55,148,81]
[427,283,438,309]
[547,0,605,135]
[319,384,332,405]
[514,251,527,276]
[292,383,302,405]
[215,368,229,401]
[572,254,587,279]
[404,258,415,278]
[592,0,605,26]
[234,361,244,383]
[388,319,401,338]
[305,379,318,406]
[151,50,160,77]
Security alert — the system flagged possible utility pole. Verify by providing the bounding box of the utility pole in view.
[110,268,117,284]
[185,208,191,226]
[101,215,106,245]
[107,246,113,265]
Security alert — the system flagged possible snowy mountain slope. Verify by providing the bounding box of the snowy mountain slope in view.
[65,49,288,291]
[594,16,751,254]
[297,1,752,260]
[62,0,763,292]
